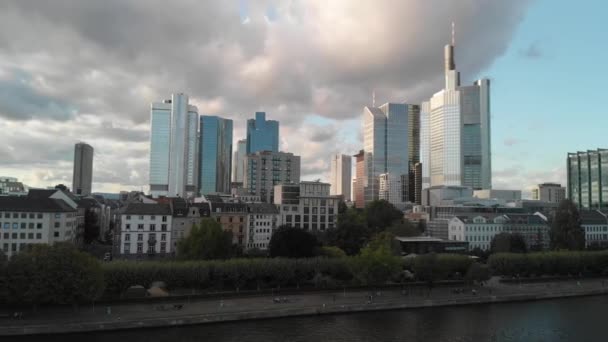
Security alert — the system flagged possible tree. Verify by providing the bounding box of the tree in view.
[550,199,585,250]
[490,232,527,253]
[177,218,233,260]
[352,233,402,286]
[365,200,403,233]
[84,209,100,244]
[54,184,69,192]
[386,219,420,237]
[465,262,491,285]
[269,226,319,258]
[326,208,370,255]
[6,243,104,306]
[338,200,348,214]
[319,246,347,258]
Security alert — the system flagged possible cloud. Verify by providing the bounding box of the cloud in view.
[520,41,543,59]
[504,137,524,147]
[0,0,532,191]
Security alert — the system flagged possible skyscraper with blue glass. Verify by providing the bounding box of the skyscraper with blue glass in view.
[199,116,233,195]
[246,112,279,154]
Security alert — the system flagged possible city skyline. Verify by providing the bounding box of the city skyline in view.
[0,1,605,197]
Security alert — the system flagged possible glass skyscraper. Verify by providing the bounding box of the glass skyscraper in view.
[149,93,199,198]
[199,116,233,195]
[232,139,247,183]
[246,112,279,153]
[420,40,491,191]
[568,149,608,209]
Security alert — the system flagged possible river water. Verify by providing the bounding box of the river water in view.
[10,296,608,342]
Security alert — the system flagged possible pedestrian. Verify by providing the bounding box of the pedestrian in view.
[106,306,112,315]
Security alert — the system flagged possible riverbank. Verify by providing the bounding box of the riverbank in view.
[2,278,607,336]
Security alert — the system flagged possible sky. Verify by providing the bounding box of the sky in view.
[0,0,605,198]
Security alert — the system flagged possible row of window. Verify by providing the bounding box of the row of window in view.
[125,223,168,231]
[285,222,334,231]
[125,215,168,222]
[1,212,65,219]
[2,232,43,240]
[124,233,167,242]
[285,215,335,223]
[123,242,167,254]
[3,222,44,229]
[585,226,608,232]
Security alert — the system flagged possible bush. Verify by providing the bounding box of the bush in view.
[488,250,608,277]
[269,226,320,258]
[319,246,347,258]
[466,263,491,284]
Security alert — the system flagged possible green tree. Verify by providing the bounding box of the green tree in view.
[326,208,370,255]
[177,218,233,260]
[550,199,585,250]
[352,232,402,286]
[269,226,319,258]
[6,243,104,306]
[386,219,420,237]
[365,200,403,233]
[84,209,100,244]
[465,262,491,285]
[319,246,347,258]
[490,232,527,253]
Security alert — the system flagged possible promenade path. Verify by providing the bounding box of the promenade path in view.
[1,278,607,336]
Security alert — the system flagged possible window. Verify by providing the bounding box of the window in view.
[162,216,167,222]
[139,215,144,220]
[21,213,26,219]
[328,208,334,215]
[304,207,309,214]
[55,213,61,219]
[12,223,18,229]
[20,233,25,239]
[53,232,59,237]
[151,215,156,220]
[29,213,34,219]
[12,233,17,239]
[3,213,8,218]
[240,217,244,222]
[36,233,41,239]
[161,224,167,231]
[123,243,131,253]
[3,233,7,239]
[126,224,131,230]
[11,243,16,251]
[12,213,17,218]
[2,223,8,229]
[28,233,33,239]
[160,242,166,253]
[37,213,43,219]
[150,224,156,231]
[283,206,288,212]
[138,224,144,229]
[19,223,25,229]
[137,243,143,253]
[126,215,131,220]
[125,234,130,241]
[36,223,42,229]
[137,234,143,241]
[312,207,318,214]
[161,234,166,241]
[28,223,34,229]
[54,222,60,228]
[229,217,233,223]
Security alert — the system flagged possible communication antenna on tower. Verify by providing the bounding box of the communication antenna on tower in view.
[451,21,455,46]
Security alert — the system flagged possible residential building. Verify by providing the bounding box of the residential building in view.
[353,150,365,209]
[119,203,173,258]
[274,181,341,232]
[199,115,233,195]
[149,93,199,198]
[532,183,566,203]
[27,188,84,245]
[246,203,280,250]
[420,38,491,191]
[0,196,78,257]
[244,151,300,203]
[567,149,608,209]
[580,210,608,248]
[330,154,352,201]
[72,142,94,196]
[246,112,279,154]
[232,139,247,183]
[209,202,248,246]
[170,199,211,252]
[0,177,26,196]
[448,213,549,251]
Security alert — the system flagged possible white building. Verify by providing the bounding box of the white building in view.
[274,181,340,232]
[149,93,199,198]
[0,176,27,196]
[330,154,352,201]
[581,210,608,248]
[119,203,173,258]
[0,196,78,257]
[421,38,491,191]
[532,183,565,203]
[246,203,281,250]
[232,139,247,183]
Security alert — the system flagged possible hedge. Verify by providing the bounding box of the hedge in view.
[488,251,608,277]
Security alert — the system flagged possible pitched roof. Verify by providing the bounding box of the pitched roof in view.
[247,203,279,214]
[27,189,57,200]
[123,203,171,216]
[580,210,608,225]
[0,196,76,212]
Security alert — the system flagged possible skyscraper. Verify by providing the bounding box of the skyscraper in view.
[149,93,199,198]
[244,151,300,203]
[363,103,416,208]
[353,150,365,209]
[232,139,247,183]
[246,112,279,153]
[72,142,93,196]
[199,116,233,195]
[567,149,608,209]
[330,154,352,200]
[420,36,491,191]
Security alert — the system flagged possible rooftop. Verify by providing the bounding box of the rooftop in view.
[123,203,171,216]
[0,196,76,212]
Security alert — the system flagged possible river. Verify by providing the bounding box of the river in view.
[9,295,608,342]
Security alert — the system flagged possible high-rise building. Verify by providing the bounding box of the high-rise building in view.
[72,142,94,196]
[353,150,365,209]
[362,103,416,208]
[420,37,491,191]
[567,149,608,209]
[246,112,279,153]
[408,105,421,203]
[244,151,300,203]
[199,116,233,195]
[330,154,352,200]
[532,183,566,203]
[232,139,247,183]
[149,93,199,198]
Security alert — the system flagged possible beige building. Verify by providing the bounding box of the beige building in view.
[532,183,565,203]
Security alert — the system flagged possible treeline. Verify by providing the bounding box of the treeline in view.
[489,251,608,277]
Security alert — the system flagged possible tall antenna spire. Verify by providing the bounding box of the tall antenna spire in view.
[451,21,455,46]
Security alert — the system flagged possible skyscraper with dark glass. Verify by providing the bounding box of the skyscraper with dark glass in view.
[246,112,279,153]
[567,149,608,209]
[199,116,233,195]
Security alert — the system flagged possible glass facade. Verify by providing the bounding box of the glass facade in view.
[568,149,608,209]
[232,139,247,183]
[246,112,279,154]
[199,116,233,195]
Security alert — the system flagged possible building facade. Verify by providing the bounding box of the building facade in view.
[244,151,300,203]
[149,93,199,198]
[581,210,608,248]
[420,41,491,191]
[246,112,279,154]
[0,196,78,257]
[274,181,340,232]
[567,149,608,209]
[353,150,366,209]
[72,142,94,196]
[330,154,352,201]
[246,203,280,250]
[532,183,566,203]
[199,115,233,195]
[209,202,248,247]
[0,177,26,196]
[232,139,247,183]
[119,203,173,258]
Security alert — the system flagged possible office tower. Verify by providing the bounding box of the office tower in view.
[246,112,279,153]
[199,116,233,195]
[72,142,94,196]
[567,149,608,208]
[149,93,199,198]
[330,154,352,200]
[363,103,415,208]
[232,139,247,183]
[420,36,491,191]
[414,162,422,205]
[532,183,566,203]
[408,105,421,203]
[244,151,300,203]
[353,150,365,209]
